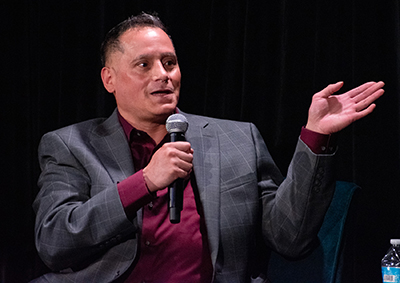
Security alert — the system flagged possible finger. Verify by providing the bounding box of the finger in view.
[348,81,382,99]
[174,160,193,178]
[176,150,193,163]
[167,141,192,152]
[315,81,344,98]
[355,89,384,112]
[352,81,385,103]
[353,103,377,121]
[179,161,193,173]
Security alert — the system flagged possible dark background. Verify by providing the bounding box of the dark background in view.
[1,0,399,282]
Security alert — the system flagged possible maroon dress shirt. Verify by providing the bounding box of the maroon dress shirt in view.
[116,113,213,283]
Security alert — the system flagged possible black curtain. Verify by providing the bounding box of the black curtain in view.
[1,1,399,282]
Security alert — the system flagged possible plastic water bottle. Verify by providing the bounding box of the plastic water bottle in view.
[382,239,400,282]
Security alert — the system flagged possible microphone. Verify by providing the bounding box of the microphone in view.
[166,113,189,224]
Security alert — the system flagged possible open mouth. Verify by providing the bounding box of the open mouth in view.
[151,89,174,96]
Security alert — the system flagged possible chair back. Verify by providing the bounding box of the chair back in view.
[267,181,359,283]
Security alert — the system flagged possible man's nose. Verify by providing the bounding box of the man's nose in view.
[152,61,169,82]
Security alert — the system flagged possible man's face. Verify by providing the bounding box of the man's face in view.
[102,27,181,126]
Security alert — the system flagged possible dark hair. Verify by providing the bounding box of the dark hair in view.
[100,12,168,66]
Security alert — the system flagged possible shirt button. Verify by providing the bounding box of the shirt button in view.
[145,240,151,246]
[148,202,153,210]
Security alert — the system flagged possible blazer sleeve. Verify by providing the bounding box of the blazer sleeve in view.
[252,124,336,258]
[33,131,137,271]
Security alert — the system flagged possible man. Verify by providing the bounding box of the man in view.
[32,12,384,282]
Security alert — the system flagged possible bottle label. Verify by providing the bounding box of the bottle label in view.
[382,267,400,282]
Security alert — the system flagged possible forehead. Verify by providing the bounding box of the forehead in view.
[119,27,175,55]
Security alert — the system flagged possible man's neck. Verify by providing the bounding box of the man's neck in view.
[119,112,169,144]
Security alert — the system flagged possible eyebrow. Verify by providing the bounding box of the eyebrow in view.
[134,52,177,61]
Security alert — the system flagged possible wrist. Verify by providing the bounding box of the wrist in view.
[142,167,158,193]
[300,126,338,154]
[305,122,327,135]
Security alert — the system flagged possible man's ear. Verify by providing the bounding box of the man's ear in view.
[101,67,115,93]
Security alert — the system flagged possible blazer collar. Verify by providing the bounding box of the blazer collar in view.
[90,109,135,183]
[183,112,221,267]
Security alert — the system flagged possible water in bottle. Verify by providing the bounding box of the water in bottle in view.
[382,239,400,282]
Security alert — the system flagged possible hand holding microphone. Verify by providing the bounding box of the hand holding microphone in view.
[142,114,191,223]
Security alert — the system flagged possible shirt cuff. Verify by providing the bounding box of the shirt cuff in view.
[117,169,157,219]
[300,126,337,154]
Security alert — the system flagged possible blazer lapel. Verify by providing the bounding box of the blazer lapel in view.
[90,110,135,183]
[185,113,221,268]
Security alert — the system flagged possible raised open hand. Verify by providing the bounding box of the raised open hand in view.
[305,81,385,134]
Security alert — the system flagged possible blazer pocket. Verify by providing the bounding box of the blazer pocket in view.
[220,172,257,193]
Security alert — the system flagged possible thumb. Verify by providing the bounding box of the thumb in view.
[317,81,344,98]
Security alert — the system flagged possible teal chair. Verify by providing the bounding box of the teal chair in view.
[267,181,359,283]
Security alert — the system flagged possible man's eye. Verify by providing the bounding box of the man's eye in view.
[139,62,148,67]
[164,60,176,68]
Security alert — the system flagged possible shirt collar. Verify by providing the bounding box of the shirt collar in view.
[117,108,178,142]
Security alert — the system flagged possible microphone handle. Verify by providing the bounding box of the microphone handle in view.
[170,132,185,143]
[169,178,184,223]
[169,131,186,224]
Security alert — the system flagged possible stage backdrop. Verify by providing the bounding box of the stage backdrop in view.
[1,0,399,282]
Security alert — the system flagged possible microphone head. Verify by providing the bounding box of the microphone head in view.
[166,113,188,134]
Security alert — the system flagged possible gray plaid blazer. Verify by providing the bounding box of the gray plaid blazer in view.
[32,109,335,283]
